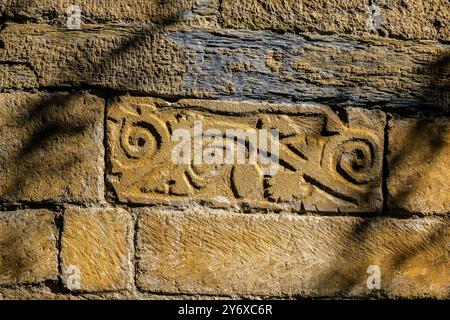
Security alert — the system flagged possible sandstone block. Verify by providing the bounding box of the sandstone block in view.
[60,206,133,292]
[0,210,58,285]
[136,208,449,298]
[0,93,104,203]
[388,117,450,214]
[108,97,385,213]
[0,24,448,110]
[220,0,449,42]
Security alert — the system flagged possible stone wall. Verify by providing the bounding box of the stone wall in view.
[0,0,448,299]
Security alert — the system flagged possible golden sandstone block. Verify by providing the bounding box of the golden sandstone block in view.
[60,206,133,292]
[0,0,219,26]
[0,93,105,203]
[107,97,385,213]
[136,208,449,298]
[0,210,58,285]
[221,0,449,42]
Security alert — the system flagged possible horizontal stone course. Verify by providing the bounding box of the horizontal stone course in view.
[136,208,449,298]
[107,97,385,213]
[0,0,219,26]
[60,206,133,292]
[0,24,448,110]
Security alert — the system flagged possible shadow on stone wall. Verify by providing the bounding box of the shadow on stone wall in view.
[0,1,185,290]
[311,54,449,296]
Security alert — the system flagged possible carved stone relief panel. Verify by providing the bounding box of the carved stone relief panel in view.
[107,97,385,212]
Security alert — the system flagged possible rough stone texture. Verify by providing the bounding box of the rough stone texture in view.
[107,97,385,213]
[0,64,39,90]
[0,0,219,26]
[60,206,133,292]
[388,117,450,215]
[0,286,72,300]
[1,1,448,42]
[136,208,449,298]
[0,23,192,97]
[220,0,450,42]
[0,93,104,203]
[0,210,58,285]
[0,285,235,300]
[0,24,449,111]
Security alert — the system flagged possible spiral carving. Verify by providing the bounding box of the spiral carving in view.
[334,139,376,185]
[120,119,162,160]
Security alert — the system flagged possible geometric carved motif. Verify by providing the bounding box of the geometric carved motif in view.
[107,97,385,213]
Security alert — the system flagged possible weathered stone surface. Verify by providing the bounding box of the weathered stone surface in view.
[107,97,385,213]
[0,93,104,203]
[221,0,450,42]
[136,208,449,298]
[2,1,447,42]
[0,1,448,302]
[0,285,233,300]
[1,23,449,110]
[0,64,39,90]
[388,117,450,215]
[60,206,133,292]
[0,23,192,97]
[0,286,72,300]
[0,0,219,26]
[0,210,58,285]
